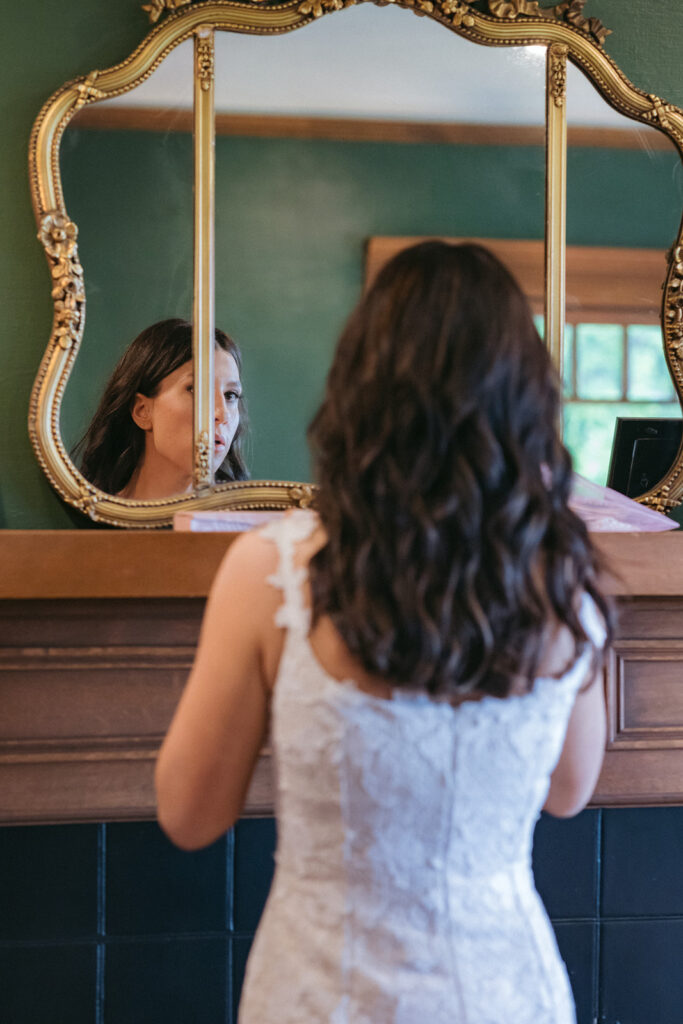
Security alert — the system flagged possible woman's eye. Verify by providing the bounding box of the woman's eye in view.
[185,384,194,394]
[225,390,241,403]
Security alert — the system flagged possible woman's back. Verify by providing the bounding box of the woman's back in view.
[238,511,605,1024]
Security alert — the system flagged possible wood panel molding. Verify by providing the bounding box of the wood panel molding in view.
[1,532,683,822]
[593,599,683,806]
[0,594,271,824]
[605,639,683,750]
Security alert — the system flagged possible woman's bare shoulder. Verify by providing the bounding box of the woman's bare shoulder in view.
[536,593,606,681]
[205,530,282,625]
[537,622,577,679]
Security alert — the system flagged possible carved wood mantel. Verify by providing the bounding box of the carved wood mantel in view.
[1,530,682,825]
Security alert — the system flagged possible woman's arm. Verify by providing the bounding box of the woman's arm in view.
[543,665,606,818]
[156,531,279,850]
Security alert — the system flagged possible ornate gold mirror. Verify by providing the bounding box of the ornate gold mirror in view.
[29,0,683,527]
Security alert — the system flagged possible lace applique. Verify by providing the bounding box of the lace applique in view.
[262,510,318,634]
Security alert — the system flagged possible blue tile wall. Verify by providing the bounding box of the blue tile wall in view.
[106,822,229,936]
[233,818,276,933]
[600,919,683,1024]
[0,943,98,1024]
[1,809,682,1023]
[0,824,98,941]
[231,936,254,1022]
[552,921,597,1024]
[533,809,600,919]
[602,807,683,917]
[104,937,229,1024]
[533,811,601,1024]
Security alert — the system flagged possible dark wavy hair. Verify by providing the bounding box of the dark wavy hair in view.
[75,318,249,494]
[308,241,612,699]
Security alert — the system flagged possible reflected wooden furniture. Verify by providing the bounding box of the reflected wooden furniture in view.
[365,236,667,325]
[1,530,682,824]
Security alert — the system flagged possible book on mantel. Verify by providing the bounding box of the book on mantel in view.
[173,510,286,532]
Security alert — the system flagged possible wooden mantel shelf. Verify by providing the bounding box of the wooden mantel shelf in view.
[1,529,682,825]
[1,528,680,599]
[0,529,238,600]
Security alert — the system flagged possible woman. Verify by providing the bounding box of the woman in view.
[156,242,612,1023]
[76,318,248,498]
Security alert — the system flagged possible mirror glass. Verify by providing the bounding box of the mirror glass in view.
[213,7,547,482]
[562,60,683,488]
[55,5,683,500]
[59,5,548,492]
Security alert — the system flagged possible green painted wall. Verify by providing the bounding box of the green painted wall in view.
[60,129,679,484]
[60,131,547,481]
[2,0,683,527]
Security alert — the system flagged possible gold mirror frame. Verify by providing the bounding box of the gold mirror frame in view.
[28,0,683,526]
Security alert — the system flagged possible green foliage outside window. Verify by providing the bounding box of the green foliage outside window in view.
[534,318,680,485]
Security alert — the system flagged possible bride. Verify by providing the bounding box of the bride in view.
[157,241,612,1024]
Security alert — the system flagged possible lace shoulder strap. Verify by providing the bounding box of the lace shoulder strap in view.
[260,510,318,634]
[579,591,607,651]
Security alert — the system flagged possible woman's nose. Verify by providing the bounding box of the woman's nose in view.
[214,390,228,423]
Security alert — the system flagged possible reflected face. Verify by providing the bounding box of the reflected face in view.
[212,348,242,470]
[132,348,241,494]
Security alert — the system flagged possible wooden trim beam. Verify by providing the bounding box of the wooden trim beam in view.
[69,105,675,151]
[0,531,237,600]
[365,236,667,325]
[0,529,679,601]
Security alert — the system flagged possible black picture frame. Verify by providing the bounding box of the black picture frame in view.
[607,418,683,497]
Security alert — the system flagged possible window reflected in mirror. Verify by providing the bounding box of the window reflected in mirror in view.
[537,318,680,485]
[560,61,683,490]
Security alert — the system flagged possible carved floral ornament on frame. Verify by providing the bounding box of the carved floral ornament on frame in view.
[29,0,683,525]
[143,0,610,46]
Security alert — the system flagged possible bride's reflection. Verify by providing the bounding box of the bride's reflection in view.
[76,319,249,498]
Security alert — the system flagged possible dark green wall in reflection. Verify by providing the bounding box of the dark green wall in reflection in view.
[60,129,679,483]
[62,131,547,481]
[3,0,683,526]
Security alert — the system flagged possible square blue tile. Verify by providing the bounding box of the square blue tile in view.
[600,919,683,1024]
[104,937,228,1024]
[602,807,683,917]
[106,821,229,936]
[231,935,254,1023]
[0,824,98,941]
[0,943,97,1024]
[233,819,276,933]
[532,810,599,919]
[552,921,597,1024]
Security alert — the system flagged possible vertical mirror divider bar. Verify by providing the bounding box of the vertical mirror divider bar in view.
[545,43,568,400]
[193,28,216,491]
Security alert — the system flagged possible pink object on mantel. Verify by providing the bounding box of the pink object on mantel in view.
[173,509,286,532]
[569,474,678,532]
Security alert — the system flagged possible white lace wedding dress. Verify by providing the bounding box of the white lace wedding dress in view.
[238,511,605,1024]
